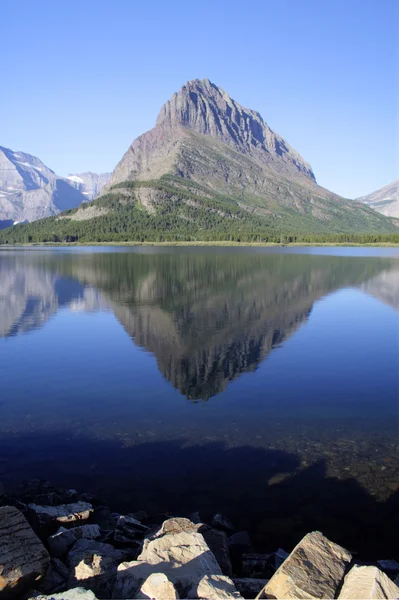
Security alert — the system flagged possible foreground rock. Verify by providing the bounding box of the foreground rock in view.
[36,558,68,594]
[232,578,269,598]
[114,518,227,598]
[29,588,98,600]
[338,565,399,599]
[48,524,101,557]
[257,531,352,599]
[67,539,130,599]
[189,574,244,599]
[0,506,50,598]
[136,573,179,599]
[28,501,93,527]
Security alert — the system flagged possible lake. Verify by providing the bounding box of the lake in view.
[0,246,398,557]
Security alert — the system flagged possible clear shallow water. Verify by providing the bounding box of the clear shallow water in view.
[0,246,398,556]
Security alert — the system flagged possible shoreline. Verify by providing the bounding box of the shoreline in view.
[1,240,399,248]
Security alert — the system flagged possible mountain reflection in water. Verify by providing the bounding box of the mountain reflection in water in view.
[1,249,398,400]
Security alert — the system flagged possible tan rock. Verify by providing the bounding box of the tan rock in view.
[188,574,243,599]
[135,573,179,599]
[0,505,50,598]
[258,531,352,599]
[338,565,399,599]
[114,518,223,598]
[29,588,98,600]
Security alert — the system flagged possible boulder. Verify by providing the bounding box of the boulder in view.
[188,574,244,599]
[212,513,235,532]
[0,505,50,598]
[202,528,233,577]
[67,539,131,599]
[48,524,101,557]
[338,565,399,599]
[242,553,272,577]
[113,519,223,598]
[114,515,149,544]
[135,573,179,599]
[232,577,269,598]
[36,558,68,594]
[378,560,399,574]
[258,531,352,599]
[28,588,98,600]
[28,502,93,527]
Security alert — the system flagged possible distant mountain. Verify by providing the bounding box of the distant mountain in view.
[1,80,397,242]
[67,172,111,200]
[0,146,86,223]
[356,180,399,218]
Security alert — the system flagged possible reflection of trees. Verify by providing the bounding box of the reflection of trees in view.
[1,251,397,399]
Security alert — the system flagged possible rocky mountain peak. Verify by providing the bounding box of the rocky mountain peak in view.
[155,79,316,181]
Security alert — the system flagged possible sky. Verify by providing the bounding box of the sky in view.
[1,0,397,198]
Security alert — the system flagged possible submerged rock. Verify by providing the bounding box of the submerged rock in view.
[212,513,235,532]
[258,531,352,599]
[338,565,399,599]
[0,505,50,598]
[136,573,179,599]
[232,577,269,597]
[48,524,101,557]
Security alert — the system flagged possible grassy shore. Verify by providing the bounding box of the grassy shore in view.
[1,240,398,248]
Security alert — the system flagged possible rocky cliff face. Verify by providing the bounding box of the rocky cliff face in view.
[67,172,111,200]
[0,146,86,223]
[356,179,399,218]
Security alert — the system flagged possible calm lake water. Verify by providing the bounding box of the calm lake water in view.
[0,246,398,557]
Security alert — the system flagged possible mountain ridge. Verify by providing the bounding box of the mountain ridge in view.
[356,179,399,218]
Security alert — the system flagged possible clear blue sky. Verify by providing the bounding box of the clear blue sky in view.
[1,0,397,198]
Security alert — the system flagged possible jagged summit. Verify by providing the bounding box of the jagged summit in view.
[155,79,315,181]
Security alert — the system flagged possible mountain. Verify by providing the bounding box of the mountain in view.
[356,180,399,218]
[0,146,86,223]
[1,80,398,243]
[67,172,111,200]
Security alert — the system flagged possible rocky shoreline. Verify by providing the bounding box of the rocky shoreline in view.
[1,480,399,599]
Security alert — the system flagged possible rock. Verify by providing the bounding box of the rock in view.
[0,505,50,598]
[378,559,399,573]
[232,578,269,598]
[212,513,235,532]
[156,517,203,536]
[188,574,244,599]
[258,531,352,599]
[228,532,253,573]
[274,548,289,571]
[114,519,223,598]
[242,554,271,577]
[114,515,149,544]
[202,528,233,577]
[36,558,68,594]
[136,573,179,599]
[338,565,399,599]
[28,502,93,527]
[48,524,101,557]
[67,539,131,599]
[28,588,98,600]
[188,511,202,524]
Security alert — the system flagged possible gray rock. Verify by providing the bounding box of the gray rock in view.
[377,559,399,573]
[202,528,233,577]
[338,565,399,599]
[29,588,98,600]
[48,524,101,557]
[36,558,68,595]
[188,574,244,599]
[28,502,93,527]
[67,539,130,599]
[67,172,111,201]
[0,505,50,598]
[274,548,289,571]
[212,513,235,532]
[232,578,269,598]
[135,573,179,599]
[114,515,149,544]
[258,531,352,599]
[113,518,223,598]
